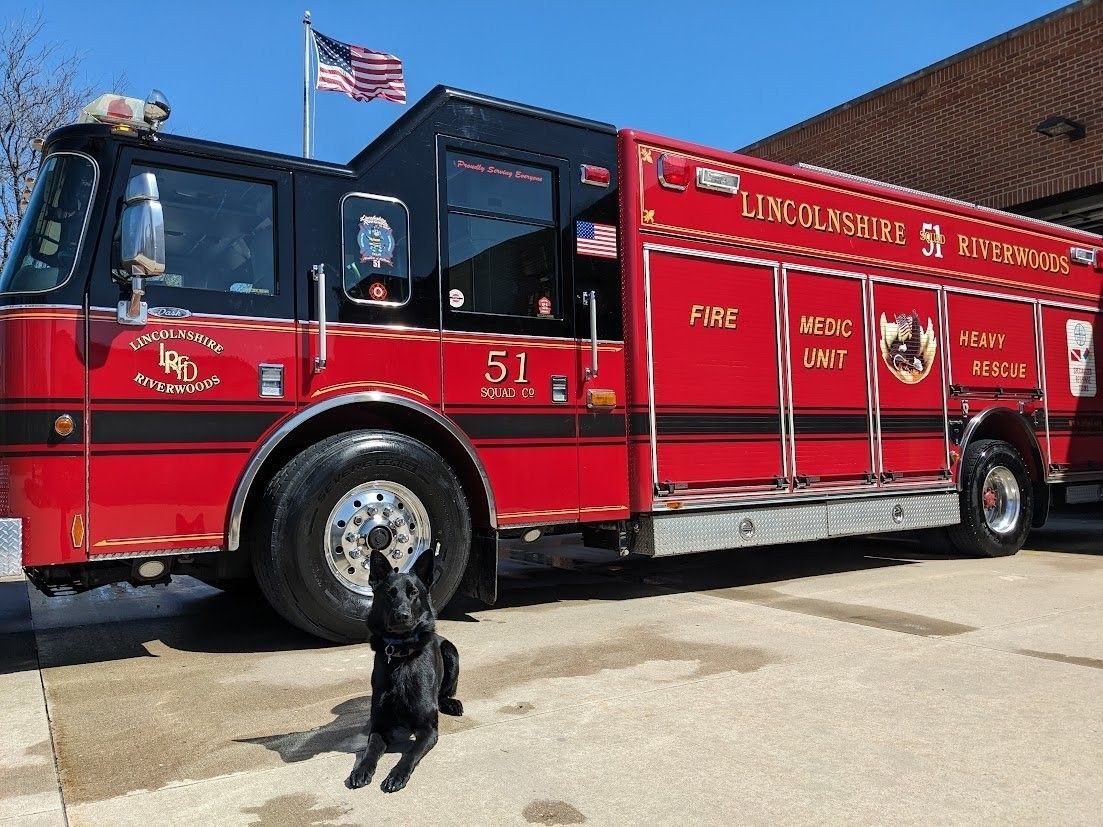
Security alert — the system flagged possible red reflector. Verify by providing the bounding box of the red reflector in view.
[580,164,611,187]
[657,154,691,190]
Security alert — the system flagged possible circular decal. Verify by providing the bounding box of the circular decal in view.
[368,281,388,301]
[449,289,465,308]
[537,296,552,317]
[878,310,937,384]
[1073,321,1089,347]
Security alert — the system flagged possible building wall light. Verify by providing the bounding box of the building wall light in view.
[1036,115,1085,141]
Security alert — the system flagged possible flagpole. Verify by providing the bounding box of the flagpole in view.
[303,10,312,158]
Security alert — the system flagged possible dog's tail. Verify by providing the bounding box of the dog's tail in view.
[439,637,463,716]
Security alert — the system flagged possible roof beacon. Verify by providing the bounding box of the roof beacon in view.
[79,90,171,133]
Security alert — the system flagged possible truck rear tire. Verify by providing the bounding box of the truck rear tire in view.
[251,430,471,643]
[947,439,1033,558]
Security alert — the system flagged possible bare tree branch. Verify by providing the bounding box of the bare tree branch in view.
[0,12,105,264]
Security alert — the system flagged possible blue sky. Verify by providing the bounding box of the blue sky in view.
[34,0,1068,163]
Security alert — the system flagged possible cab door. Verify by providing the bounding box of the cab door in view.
[437,139,584,527]
[85,150,297,557]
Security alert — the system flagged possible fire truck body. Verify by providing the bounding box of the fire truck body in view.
[0,87,1099,641]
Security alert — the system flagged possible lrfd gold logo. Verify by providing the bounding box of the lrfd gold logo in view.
[129,328,224,394]
[159,342,199,382]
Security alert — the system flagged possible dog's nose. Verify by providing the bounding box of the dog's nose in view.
[393,610,411,622]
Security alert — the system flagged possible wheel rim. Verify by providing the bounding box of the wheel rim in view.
[323,480,432,596]
[981,465,1020,535]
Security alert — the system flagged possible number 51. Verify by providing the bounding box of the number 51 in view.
[485,350,529,384]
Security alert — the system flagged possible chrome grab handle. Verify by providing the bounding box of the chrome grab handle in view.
[312,263,327,372]
[583,290,598,380]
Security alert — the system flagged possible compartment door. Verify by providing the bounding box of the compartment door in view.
[783,267,875,490]
[870,279,949,483]
[646,249,785,494]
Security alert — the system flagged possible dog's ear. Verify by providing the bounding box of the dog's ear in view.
[368,549,392,585]
[412,546,437,590]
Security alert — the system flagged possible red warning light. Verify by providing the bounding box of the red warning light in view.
[657,154,691,190]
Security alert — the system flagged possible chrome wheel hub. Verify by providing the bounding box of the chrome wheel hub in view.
[324,481,431,595]
[981,465,1020,535]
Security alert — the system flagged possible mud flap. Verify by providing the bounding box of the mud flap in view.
[460,530,498,605]
[1031,479,1050,528]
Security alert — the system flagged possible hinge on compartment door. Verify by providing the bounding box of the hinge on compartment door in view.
[938,469,952,480]
[880,470,899,483]
[773,476,788,490]
[864,471,877,485]
[794,475,820,489]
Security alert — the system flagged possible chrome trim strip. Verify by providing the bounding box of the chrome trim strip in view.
[338,192,413,308]
[226,392,498,550]
[1037,298,1102,313]
[88,546,219,560]
[941,284,1041,304]
[643,248,660,488]
[868,279,885,481]
[0,152,99,297]
[780,268,798,482]
[1035,302,1051,465]
[0,302,84,312]
[649,484,957,512]
[772,263,788,484]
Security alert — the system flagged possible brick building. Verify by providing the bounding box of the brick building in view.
[738,0,1102,234]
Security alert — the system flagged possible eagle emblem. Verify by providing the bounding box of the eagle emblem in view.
[879,310,937,384]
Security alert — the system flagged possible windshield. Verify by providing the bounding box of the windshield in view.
[0,154,97,294]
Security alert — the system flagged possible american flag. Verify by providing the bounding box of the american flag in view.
[312,30,406,104]
[576,220,617,259]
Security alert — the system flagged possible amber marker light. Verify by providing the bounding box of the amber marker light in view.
[587,389,617,409]
[54,414,75,437]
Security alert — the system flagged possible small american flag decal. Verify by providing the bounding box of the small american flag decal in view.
[576,220,617,259]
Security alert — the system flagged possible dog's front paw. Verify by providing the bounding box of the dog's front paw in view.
[439,697,463,716]
[347,762,375,789]
[380,769,410,793]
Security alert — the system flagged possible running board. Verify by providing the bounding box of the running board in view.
[634,491,960,557]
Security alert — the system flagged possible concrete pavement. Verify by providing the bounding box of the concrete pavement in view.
[1,509,1100,825]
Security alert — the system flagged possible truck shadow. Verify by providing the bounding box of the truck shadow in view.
[14,508,1098,673]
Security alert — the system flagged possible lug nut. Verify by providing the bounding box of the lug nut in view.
[353,516,363,526]
[383,507,392,518]
[345,533,356,542]
[366,506,377,516]
[348,549,361,559]
[361,560,371,570]
[397,533,409,544]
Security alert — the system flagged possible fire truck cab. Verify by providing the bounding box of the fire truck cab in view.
[1,87,1100,642]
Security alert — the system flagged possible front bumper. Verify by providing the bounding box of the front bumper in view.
[0,518,22,576]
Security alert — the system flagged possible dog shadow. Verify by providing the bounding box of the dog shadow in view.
[237,695,432,772]
[236,696,374,764]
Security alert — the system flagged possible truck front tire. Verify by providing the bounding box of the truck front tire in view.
[948,439,1033,558]
[251,431,471,642]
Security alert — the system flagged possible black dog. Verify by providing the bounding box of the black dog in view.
[347,546,463,792]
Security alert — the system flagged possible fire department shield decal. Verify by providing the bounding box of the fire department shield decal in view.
[357,215,395,268]
[879,311,937,384]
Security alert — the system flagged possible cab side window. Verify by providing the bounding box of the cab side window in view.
[444,151,559,319]
[122,164,277,295]
[340,194,410,305]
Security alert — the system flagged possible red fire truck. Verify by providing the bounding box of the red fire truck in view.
[1,87,1100,641]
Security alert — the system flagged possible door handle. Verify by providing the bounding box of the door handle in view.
[312,263,327,373]
[583,290,598,380]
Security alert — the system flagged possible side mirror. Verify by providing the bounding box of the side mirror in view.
[118,172,165,325]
